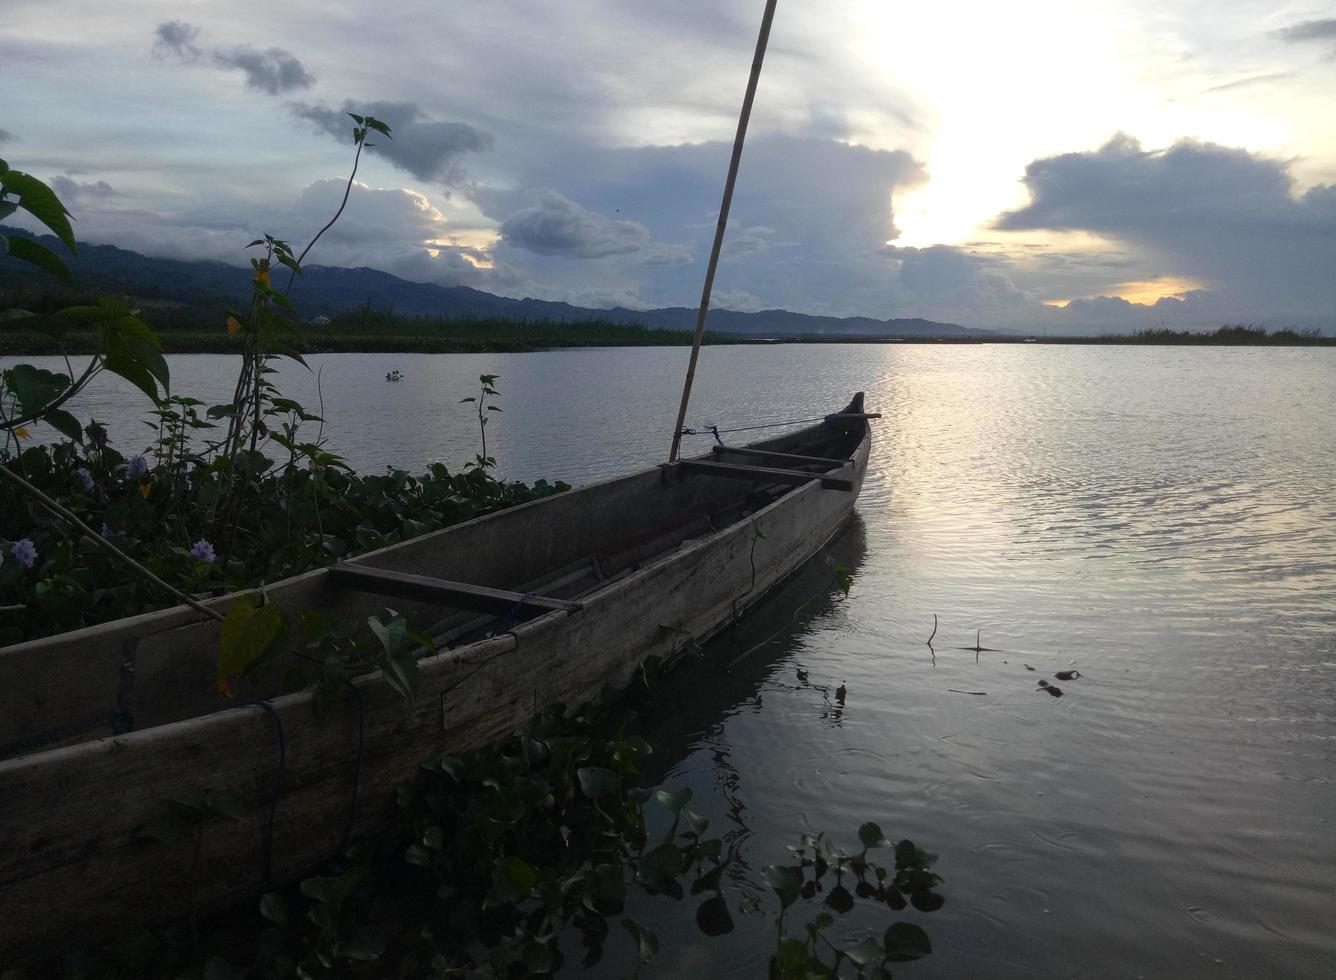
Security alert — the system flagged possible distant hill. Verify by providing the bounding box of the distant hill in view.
[0,228,992,338]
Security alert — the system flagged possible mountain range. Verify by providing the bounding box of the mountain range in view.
[1,228,992,338]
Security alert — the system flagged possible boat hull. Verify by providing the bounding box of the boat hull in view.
[0,399,870,960]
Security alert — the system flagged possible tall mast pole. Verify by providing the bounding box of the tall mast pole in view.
[667,0,778,463]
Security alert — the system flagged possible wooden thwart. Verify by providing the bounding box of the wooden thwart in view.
[711,445,847,467]
[680,459,853,491]
[328,565,582,614]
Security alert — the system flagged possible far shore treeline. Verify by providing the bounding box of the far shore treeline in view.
[1,309,1331,355]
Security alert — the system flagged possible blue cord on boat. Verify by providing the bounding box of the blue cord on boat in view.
[231,698,285,884]
[491,591,536,636]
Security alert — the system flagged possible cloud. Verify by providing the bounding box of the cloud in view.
[712,288,764,312]
[49,175,118,201]
[498,188,688,262]
[292,101,493,183]
[1276,19,1336,45]
[213,47,315,95]
[153,22,314,94]
[994,134,1336,320]
[0,128,14,145]
[153,20,201,60]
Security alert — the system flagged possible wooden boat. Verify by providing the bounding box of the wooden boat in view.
[0,393,876,960]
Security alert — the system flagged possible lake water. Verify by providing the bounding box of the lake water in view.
[7,344,1335,977]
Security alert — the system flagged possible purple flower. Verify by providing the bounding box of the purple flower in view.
[10,538,37,569]
[190,538,216,563]
[125,454,149,479]
[76,467,94,492]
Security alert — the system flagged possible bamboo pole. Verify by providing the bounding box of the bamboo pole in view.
[668,0,779,463]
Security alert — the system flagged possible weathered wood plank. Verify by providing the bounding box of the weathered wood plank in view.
[680,459,854,491]
[328,565,583,614]
[711,445,847,466]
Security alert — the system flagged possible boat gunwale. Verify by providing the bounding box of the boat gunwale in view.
[0,415,868,772]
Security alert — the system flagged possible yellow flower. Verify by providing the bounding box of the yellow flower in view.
[254,268,271,289]
[139,483,151,499]
[226,316,242,335]
[13,426,30,439]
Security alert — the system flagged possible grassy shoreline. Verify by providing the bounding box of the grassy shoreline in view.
[1,317,1330,356]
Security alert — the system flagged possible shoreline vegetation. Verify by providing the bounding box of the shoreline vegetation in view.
[1,316,1331,356]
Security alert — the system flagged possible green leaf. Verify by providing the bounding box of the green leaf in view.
[684,808,709,836]
[0,170,76,251]
[484,855,537,908]
[655,787,692,814]
[521,939,554,974]
[576,766,621,799]
[883,922,932,961]
[690,864,724,896]
[218,596,285,682]
[44,408,83,443]
[621,919,658,964]
[341,926,385,962]
[859,821,888,849]
[258,892,288,926]
[694,895,734,936]
[844,938,885,968]
[3,235,73,283]
[4,364,70,418]
[762,865,803,910]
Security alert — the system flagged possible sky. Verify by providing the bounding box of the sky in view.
[3,0,1335,333]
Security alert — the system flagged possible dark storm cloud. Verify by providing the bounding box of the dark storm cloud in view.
[153,20,201,60]
[498,188,689,262]
[154,22,313,94]
[996,134,1336,316]
[0,128,13,145]
[50,175,118,201]
[1276,19,1336,44]
[292,101,493,183]
[213,47,315,95]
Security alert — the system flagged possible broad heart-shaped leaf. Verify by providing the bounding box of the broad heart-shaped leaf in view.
[43,408,83,443]
[694,895,734,936]
[0,170,76,251]
[762,865,804,910]
[484,855,537,908]
[3,235,73,283]
[883,921,932,961]
[859,821,889,849]
[655,787,692,814]
[576,766,622,800]
[844,937,885,968]
[218,596,285,682]
[4,364,70,418]
[100,318,169,402]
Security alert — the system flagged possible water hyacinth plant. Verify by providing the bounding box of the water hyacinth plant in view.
[0,121,568,646]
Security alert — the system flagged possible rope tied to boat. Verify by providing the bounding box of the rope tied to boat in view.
[679,413,830,438]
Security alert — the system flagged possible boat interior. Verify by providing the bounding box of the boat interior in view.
[0,399,872,761]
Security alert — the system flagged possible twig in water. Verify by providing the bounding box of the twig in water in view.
[927,614,937,647]
[947,689,988,696]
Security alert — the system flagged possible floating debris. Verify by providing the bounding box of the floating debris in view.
[796,668,809,683]
[947,689,988,696]
[1055,670,1081,681]
[1024,664,1036,671]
